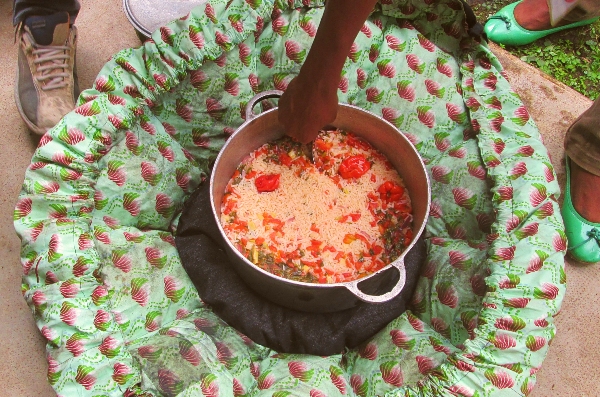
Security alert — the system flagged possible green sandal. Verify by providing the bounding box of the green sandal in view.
[561,157,600,264]
[484,1,599,46]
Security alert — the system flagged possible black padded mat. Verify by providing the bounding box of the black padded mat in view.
[175,182,426,355]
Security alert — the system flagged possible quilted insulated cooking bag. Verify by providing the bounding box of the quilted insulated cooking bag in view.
[14,0,566,395]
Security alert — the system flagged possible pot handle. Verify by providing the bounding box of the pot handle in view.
[344,260,406,303]
[245,90,284,121]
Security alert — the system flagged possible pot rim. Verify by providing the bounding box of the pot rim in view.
[210,97,430,294]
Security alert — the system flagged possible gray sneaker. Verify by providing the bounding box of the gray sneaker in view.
[15,12,79,136]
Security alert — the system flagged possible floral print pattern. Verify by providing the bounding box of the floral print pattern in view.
[14,0,565,395]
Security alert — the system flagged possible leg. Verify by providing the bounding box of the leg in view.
[564,97,600,223]
[514,0,600,30]
[562,97,600,263]
[13,0,81,25]
[484,0,600,46]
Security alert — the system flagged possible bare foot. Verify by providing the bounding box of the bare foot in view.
[570,161,600,223]
[514,0,553,30]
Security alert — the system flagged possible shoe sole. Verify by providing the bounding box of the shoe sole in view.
[566,251,600,265]
[14,62,51,136]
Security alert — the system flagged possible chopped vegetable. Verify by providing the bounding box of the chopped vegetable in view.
[255,174,280,192]
[338,155,371,179]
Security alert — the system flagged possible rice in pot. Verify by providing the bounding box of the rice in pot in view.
[220,129,413,284]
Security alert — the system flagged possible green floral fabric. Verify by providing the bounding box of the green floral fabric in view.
[14,0,566,396]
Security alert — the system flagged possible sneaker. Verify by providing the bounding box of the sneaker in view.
[15,12,79,136]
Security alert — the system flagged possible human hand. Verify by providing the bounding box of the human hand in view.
[277,0,377,144]
[278,74,338,144]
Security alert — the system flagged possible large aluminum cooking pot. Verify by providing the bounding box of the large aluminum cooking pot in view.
[210,91,430,313]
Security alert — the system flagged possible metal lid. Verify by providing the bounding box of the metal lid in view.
[123,0,206,38]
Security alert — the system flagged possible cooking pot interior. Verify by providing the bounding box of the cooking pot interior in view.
[211,104,430,254]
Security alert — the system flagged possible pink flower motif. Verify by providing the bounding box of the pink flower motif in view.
[452,187,476,210]
[526,335,547,351]
[406,54,425,74]
[32,290,46,307]
[91,285,108,305]
[41,326,56,343]
[75,365,96,390]
[60,302,78,325]
[250,362,260,379]
[257,371,275,390]
[379,361,403,386]
[505,297,530,308]
[553,232,567,252]
[491,333,517,350]
[358,343,378,360]
[407,312,424,332]
[534,316,549,327]
[112,362,132,385]
[485,369,514,389]
[232,378,245,396]
[131,278,150,306]
[94,309,110,331]
[60,279,79,298]
[418,34,435,52]
[397,80,415,101]
[112,250,132,273]
[429,200,443,218]
[448,384,474,397]
[288,361,314,382]
[99,335,119,357]
[66,333,85,356]
[179,340,201,366]
[470,273,487,296]
[417,106,435,128]
[534,283,560,300]
[416,355,436,375]
[390,329,414,350]
[467,161,486,180]
[436,282,458,308]
[350,374,368,396]
[431,165,453,184]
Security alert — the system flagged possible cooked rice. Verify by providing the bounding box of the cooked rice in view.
[220,129,413,284]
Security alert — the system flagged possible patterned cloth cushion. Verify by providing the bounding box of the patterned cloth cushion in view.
[14,0,566,395]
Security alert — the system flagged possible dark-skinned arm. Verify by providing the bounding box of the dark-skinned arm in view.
[278,0,378,144]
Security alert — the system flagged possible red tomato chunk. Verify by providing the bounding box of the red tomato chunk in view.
[338,155,370,179]
[378,180,404,203]
[255,174,280,192]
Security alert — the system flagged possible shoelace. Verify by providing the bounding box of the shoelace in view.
[488,15,512,29]
[568,227,600,251]
[28,32,71,91]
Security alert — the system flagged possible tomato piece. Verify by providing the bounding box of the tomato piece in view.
[222,198,236,215]
[377,181,405,203]
[314,139,333,151]
[346,135,371,151]
[278,151,293,167]
[371,245,383,255]
[255,237,265,245]
[324,245,337,253]
[343,234,357,244]
[245,170,257,179]
[255,174,280,192]
[338,155,371,179]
